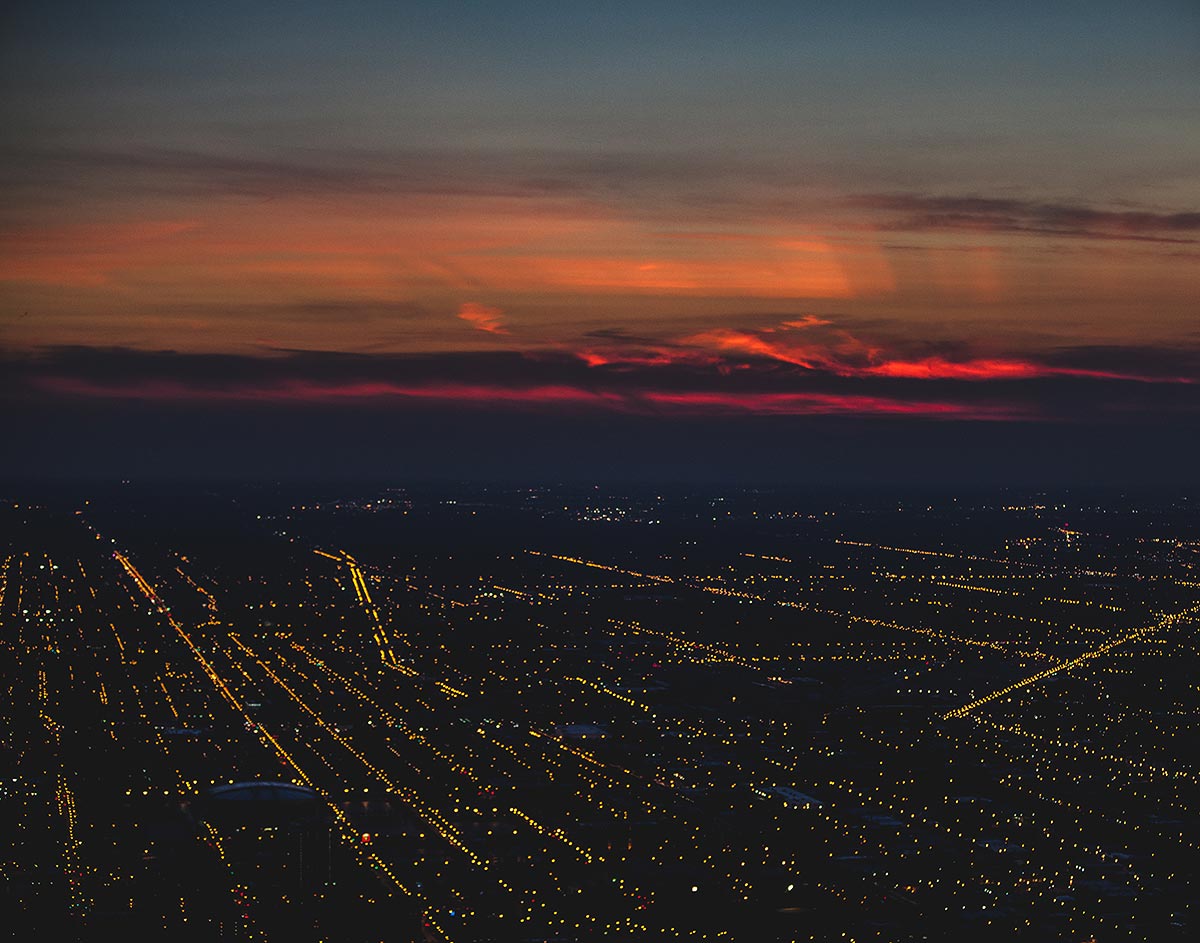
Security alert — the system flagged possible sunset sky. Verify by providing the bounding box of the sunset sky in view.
[3,1,1198,482]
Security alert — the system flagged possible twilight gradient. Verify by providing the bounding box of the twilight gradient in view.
[2,2,1198,481]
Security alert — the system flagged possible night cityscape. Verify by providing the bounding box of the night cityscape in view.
[3,1,1199,940]
[3,484,1198,940]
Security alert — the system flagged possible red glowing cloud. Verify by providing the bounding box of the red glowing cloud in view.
[33,374,1017,420]
[573,347,721,369]
[457,302,509,335]
[681,318,877,373]
[635,321,1185,384]
[35,376,617,408]
[13,318,1195,428]
[865,357,1043,380]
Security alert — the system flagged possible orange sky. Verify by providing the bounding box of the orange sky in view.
[2,183,1195,361]
[2,2,1197,435]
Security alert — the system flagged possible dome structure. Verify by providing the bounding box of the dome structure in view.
[205,781,319,803]
[196,781,324,826]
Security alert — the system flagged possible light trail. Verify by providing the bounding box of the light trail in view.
[313,549,405,670]
[113,550,455,940]
[943,603,1200,719]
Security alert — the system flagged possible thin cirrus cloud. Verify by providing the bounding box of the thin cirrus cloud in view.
[4,144,1196,360]
[457,302,509,335]
[12,146,1199,238]
[23,369,1024,421]
[0,157,876,323]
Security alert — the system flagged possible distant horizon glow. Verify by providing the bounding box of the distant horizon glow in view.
[2,1,1197,481]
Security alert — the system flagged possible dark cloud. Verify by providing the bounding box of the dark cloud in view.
[4,342,1198,488]
[7,144,1196,253]
[854,193,1200,243]
[1044,345,1200,380]
[5,342,1198,426]
[581,327,669,345]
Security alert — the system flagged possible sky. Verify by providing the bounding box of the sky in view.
[2,1,1198,484]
